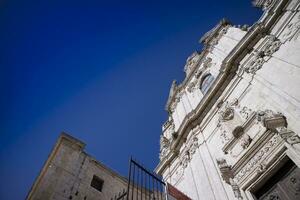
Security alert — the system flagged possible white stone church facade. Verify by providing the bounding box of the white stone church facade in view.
[156,0,300,199]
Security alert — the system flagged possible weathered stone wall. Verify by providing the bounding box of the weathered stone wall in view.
[27,133,127,200]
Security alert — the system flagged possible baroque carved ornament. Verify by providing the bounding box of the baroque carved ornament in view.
[179,135,199,168]
[244,35,282,74]
[159,135,170,160]
[187,57,214,93]
[234,134,281,183]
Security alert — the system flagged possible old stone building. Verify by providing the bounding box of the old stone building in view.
[156,0,300,200]
[26,133,127,200]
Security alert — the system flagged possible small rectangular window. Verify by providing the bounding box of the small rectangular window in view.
[91,175,104,192]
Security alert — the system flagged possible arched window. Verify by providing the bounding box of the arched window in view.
[200,74,214,94]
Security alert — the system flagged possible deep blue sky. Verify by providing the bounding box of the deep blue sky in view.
[0,0,261,199]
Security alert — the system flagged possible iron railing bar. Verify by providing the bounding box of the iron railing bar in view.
[141,169,143,200]
[127,158,132,200]
[131,163,135,200]
[136,165,139,200]
[131,160,165,185]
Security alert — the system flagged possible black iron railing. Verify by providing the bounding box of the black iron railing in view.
[112,158,166,200]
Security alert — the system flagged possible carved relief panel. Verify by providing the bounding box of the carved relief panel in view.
[217,99,254,157]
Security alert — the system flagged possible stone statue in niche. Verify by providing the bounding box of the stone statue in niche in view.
[188,136,198,155]
[159,135,170,160]
[180,151,190,168]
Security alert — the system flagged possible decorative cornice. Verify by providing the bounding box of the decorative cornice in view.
[155,0,289,175]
